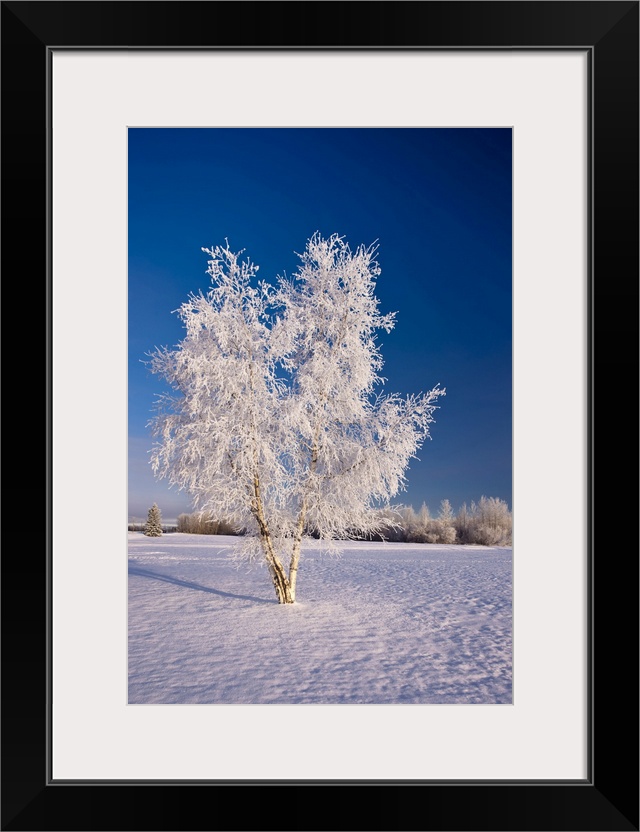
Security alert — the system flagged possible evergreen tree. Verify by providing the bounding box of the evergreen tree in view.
[144,503,163,537]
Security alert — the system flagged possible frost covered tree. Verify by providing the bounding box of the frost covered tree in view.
[453,497,511,545]
[148,233,445,603]
[438,498,454,525]
[144,503,163,537]
[433,498,457,544]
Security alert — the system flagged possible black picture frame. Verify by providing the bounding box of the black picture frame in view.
[2,2,638,830]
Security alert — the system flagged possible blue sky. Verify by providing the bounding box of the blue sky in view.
[129,128,512,523]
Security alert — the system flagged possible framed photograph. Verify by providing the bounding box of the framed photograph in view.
[3,2,637,830]
[126,124,514,707]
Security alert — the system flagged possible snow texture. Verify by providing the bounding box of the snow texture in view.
[129,533,512,704]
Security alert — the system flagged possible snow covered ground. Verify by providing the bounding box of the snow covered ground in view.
[128,532,512,705]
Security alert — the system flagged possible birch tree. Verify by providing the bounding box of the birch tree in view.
[148,233,445,603]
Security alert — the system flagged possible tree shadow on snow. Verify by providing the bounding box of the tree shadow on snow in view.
[128,566,275,604]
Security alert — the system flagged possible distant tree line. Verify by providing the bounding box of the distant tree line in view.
[374,496,512,546]
[176,512,243,536]
[128,523,179,533]
[133,496,512,546]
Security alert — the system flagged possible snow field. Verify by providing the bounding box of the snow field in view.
[128,533,512,705]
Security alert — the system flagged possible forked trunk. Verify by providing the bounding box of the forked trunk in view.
[258,527,294,604]
[252,474,295,603]
[268,555,294,604]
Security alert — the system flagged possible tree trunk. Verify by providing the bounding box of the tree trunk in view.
[289,538,303,603]
[268,554,294,604]
[252,475,294,603]
[257,525,294,604]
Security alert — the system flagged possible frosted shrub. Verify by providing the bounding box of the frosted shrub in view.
[473,524,504,546]
[427,520,456,544]
[400,500,457,543]
[454,497,512,545]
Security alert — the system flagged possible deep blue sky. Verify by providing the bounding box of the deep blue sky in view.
[129,128,512,522]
